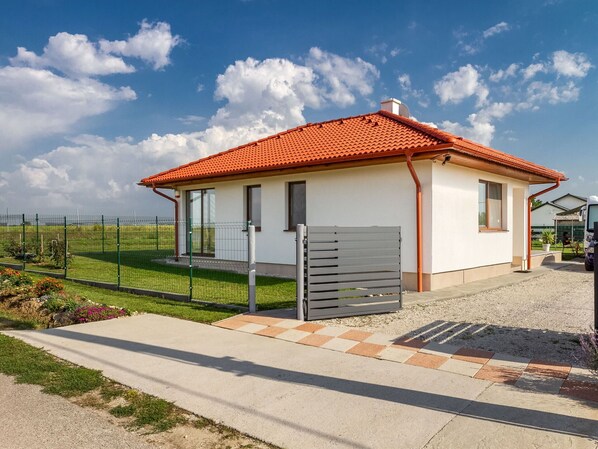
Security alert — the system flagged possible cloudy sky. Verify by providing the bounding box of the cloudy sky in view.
[1,0,596,216]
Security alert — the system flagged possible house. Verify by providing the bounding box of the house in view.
[140,99,566,292]
[531,193,586,227]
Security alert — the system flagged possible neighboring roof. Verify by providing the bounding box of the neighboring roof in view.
[552,193,587,203]
[141,110,566,186]
[556,204,584,216]
[531,201,569,212]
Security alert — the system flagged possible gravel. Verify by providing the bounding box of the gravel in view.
[321,263,594,365]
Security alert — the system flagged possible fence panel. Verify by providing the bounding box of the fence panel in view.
[303,226,402,320]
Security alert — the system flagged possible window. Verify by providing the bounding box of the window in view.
[246,185,261,230]
[186,188,215,255]
[587,205,598,232]
[478,181,502,230]
[288,181,306,231]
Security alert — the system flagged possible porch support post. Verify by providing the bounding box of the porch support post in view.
[527,179,560,269]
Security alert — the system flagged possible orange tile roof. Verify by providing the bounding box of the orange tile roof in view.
[141,110,565,185]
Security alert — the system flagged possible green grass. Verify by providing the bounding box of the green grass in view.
[0,309,41,330]
[0,334,187,432]
[531,240,584,261]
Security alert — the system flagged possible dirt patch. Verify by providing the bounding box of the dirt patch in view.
[320,263,594,365]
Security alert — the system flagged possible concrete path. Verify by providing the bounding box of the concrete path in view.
[6,314,598,449]
[0,374,158,449]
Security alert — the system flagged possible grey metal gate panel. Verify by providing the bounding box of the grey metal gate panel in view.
[304,226,401,320]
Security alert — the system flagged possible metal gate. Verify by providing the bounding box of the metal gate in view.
[297,225,402,320]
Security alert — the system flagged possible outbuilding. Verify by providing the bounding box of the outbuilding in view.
[140,99,566,292]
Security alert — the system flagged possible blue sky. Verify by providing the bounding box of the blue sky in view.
[1,0,596,215]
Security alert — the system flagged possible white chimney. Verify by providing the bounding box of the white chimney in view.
[380,98,410,118]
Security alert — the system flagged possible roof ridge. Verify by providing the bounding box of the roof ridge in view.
[377,110,456,144]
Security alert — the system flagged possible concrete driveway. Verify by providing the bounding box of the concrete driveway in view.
[6,314,597,449]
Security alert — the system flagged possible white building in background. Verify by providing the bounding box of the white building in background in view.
[141,99,566,292]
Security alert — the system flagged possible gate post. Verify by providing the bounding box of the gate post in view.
[248,224,256,313]
[296,224,305,321]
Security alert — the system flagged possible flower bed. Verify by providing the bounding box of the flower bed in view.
[0,268,131,328]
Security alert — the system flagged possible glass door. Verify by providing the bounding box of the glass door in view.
[187,189,215,256]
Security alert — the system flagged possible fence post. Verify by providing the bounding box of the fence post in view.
[63,216,68,278]
[155,215,159,251]
[35,213,39,257]
[296,224,305,321]
[21,213,25,271]
[116,218,121,289]
[188,217,193,301]
[248,224,256,313]
[101,215,105,254]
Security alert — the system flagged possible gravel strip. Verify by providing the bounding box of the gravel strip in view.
[319,263,594,365]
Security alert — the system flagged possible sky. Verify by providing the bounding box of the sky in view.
[1,0,597,216]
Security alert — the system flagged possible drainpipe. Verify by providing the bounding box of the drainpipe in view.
[405,152,423,292]
[527,179,560,270]
[152,185,180,261]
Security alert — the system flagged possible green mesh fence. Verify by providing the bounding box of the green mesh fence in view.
[0,214,295,310]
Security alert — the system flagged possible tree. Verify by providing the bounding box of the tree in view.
[531,198,543,208]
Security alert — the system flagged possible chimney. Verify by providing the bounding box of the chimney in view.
[380,98,410,118]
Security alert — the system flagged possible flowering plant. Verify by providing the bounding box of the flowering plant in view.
[34,277,64,297]
[579,328,598,374]
[72,305,129,323]
[0,268,33,287]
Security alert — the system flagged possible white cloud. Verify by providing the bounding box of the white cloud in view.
[196,83,204,92]
[0,48,379,212]
[526,80,579,104]
[522,63,545,80]
[397,73,429,107]
[552,50,593,78]
[10,32,135,77]
[306,47,379,107]
[0,66,135,151]
[434,64,488,106]
[440,102,513,145]
[483,22,511,39]
[99,20,181,70]
[177,115,205,125]
[489,63,519,82]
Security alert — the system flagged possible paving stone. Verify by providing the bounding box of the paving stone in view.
[339,329,374,342]
[474,365,522,385]
[346,342,386,358]
[566,366,598,384]
[526,360,571,379]
[392,337,427,350]
[486,353,531,371]
[236,323,268,334]
[275,319,305,329]
[238,314,284,326]
[275,329,312,342]
[377,347,416,363]
[295,323,326,333]
[320,337,359,353]
[363,333,397,346]
[560,380,598,403]
[404,353,448,370]
[255,326,288,338]
[452,347,494,365]
[515,372,565,394]
[297,333,334,347]
[420,341,460,357]
[212,319,246,330]
[438,358,483,377]
[314,326,350,337]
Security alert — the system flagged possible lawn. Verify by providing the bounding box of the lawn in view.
[531,240,584,261]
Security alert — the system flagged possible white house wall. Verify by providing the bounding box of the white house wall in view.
[178,162,431,274]
[531,204,564,227]
[430,163,528,273]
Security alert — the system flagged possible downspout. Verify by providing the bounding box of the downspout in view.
[405,152,423,292]
[152,185,180,261]
[527,179,560,269]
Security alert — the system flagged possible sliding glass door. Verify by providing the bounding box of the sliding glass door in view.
[186,189,215,256]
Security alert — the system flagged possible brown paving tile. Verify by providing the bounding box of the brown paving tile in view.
[346,342,386,358]
[560,380,598,403]
[404,353,448,369]
[295,323,326,333]
[526,360,571,379]
[212,319,246,330]
[474,365,522,384]
[255,326,288,338]
[237,314,284,326]
[297,333,334,347]
[452,347,494,365]
[339,329,374,342]
[392,337,427,351]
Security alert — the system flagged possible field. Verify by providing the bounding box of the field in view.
[0,220,295,310]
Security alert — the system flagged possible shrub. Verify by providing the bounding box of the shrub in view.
[49,238,72,268]
[578,329,598,374]
[34,277,64,297]
[541,229,555,245]
[72,305,129,324]
[0,268,33,287]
